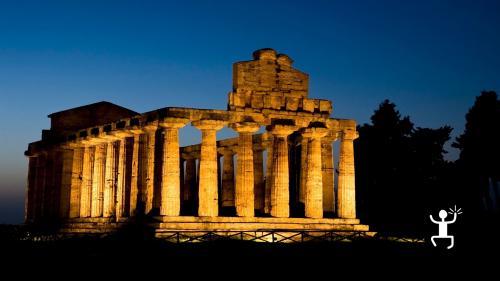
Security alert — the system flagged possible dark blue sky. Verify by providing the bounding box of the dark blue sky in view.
[1,0,499,223]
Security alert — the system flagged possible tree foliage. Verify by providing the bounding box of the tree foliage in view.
[355,100,452,234]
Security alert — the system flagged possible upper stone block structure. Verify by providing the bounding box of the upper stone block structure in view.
[24,49,367,237]
[229,48,332,114]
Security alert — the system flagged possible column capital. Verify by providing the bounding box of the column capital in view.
[267,124,298,137]
[110,130,134,139]
[217,146,236,155]
[160,117,190,129]
[229,122,260,133]
[300,127,329,139]
[341,130,359,141]
[143,124,158,133]
[192,119,226,130]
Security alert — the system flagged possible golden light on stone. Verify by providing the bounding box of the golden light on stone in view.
[24,49,371,238]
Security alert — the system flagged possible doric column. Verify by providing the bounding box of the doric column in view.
[219,148,235,207]
[69,147,84,218]
[231,122,260,217]
[299,137,308,203]
[25,156,38,223]
[268,124,297,218]
[337,129,358,219]
[129,133,140,216]
[301,127,328,218]
[80,146,94,218]
[183,155,197,202]
[91,143,106,217]
[264,134,273,214]
[43,150,57,218]
[159,118,189,216]
[253,148,265,213]
[192,120,226,217]
[179,158,185,202]
[143,125,157,215]
[322,139,335,213]
[58,148,74,218]
[34,153,47,220]
[103,141,118,217]
[115,136,128,218]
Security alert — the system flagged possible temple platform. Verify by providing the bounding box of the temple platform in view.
[151,216,375,242]
[58,216,375,242]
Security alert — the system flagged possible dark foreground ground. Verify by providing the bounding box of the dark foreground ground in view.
[1,224,498,277]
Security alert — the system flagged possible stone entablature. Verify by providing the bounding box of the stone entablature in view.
[24,49,364,235]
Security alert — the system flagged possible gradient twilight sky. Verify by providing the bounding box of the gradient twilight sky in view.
[0,0,499,223]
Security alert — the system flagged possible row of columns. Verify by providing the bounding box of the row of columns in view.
[25,120,358,222]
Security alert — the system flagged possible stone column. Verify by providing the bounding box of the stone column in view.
[299,137,308,203]
[179,158,185,202]
[103,141,118,217]
[58,148,74,218]
[301,127,328,218]
[91,143,106,217]
[253,148,265,212]
[268,124,297,218]
[219,148,235,207]
[115,137,127,218]
[129,133,140,216]
[264,134,273,214]
[34,153,47,220]
[322,139,335,213]
[160,118,188,216]
[25,156,38,223]
[231,122,260,217]
[80,146,94,218]
[43,150,56,218]
[69,147,84,218]
[183,156,197,202]
[192,120,226,217]
[337,130,358,219]
[143,125,157,215]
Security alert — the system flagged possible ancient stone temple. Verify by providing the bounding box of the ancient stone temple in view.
[25,48,372,240]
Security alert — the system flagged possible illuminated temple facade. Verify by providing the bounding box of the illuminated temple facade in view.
[25,49,371,238]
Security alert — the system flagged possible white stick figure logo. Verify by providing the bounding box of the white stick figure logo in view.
[430,205,462,249]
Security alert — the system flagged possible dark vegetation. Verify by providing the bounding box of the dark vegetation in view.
[356,91,500,239]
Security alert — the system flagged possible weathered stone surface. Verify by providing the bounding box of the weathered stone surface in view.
[91,143,106,217]
[268,124,297,218]
[253,149,265,212]
[337,130,358,219]
[192,120,226,216]
[183,157,197,203]
[321,140,335,212]
[160,119,188,216]
[103,141,117,217]
[59,149,74,218]
[301,127,328,218]
[79,146,94,218]
[231,122,260,217]
[24,48,366,236]
[129,134,140,216]
[68,148,83,218]
[302,99,315,113]
[220,148,235,207]
[115,138,127,218]
[229,48,314,113]
[143,126,157,215]
[264,134,273,214]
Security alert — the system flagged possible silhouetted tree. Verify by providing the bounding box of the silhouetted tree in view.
[453,91,500,215]
[355,100,452,235]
